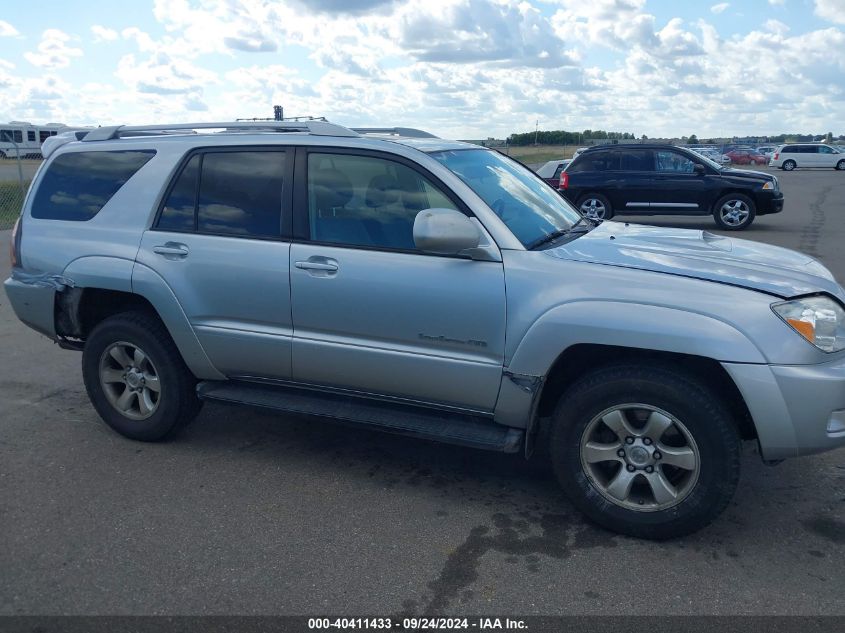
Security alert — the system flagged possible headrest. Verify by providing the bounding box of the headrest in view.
[365,174,401,208]
[311,169,354,208]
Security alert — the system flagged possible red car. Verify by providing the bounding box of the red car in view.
[725,149,768,165]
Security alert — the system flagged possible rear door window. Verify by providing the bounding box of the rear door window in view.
[31,150,155,221]
[157,150,287,238]
[619,149,653,171]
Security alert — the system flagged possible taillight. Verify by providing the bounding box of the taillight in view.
[773,152,779,160]
[10,216,21,268]
[559,172,569,190]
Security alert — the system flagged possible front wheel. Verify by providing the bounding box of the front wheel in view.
[713,192,756,230]
[836,159,845,171]
[82,311,202,441]
[549,364,741,540]
[782,160,796,171]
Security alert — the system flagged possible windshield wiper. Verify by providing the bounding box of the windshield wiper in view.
[528,216,594,250]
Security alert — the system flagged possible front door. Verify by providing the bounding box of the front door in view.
[136,148,294,379]
[650,149,709,213]
[289,149,507,412]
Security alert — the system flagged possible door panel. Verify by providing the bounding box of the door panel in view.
[290,244,506,410]
[136,147,293,379]
[137,233,293,378]
[289,148,506,411]
[650,150,708,214]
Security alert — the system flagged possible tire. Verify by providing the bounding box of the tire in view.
[82,311,202,441]
[549,363,741,540]
[836,160,845,171]
[712,192,756,230]
[782,160,796,171]
[577,193,613,220]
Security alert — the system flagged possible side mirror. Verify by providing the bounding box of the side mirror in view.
[693,164,706,175]
[413,208,480,256]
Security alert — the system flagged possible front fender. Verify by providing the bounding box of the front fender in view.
[506,300,767,378]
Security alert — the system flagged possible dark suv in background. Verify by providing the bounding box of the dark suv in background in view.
[560,144,783,230]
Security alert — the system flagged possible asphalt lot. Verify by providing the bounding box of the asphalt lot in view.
[1,166,844,616]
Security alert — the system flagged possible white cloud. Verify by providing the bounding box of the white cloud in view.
[1,0,843,138]
[768,0,785,4]
[91,25,119,42]
[710,3,729,13]
[0,20,19,37]
[815,0,845,24]
[23,29,83,69]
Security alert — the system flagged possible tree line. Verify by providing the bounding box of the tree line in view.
[507,129,841,146]
[507,130,636,146]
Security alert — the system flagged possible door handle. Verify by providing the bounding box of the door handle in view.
[153,243,189,258]
[295,261,338,272]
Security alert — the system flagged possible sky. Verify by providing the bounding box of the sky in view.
[0,0,843,139]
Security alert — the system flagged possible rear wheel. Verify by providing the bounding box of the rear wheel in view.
[82,311,202,441]
[549,364,741,540]
[713,192,755,230]
[782,160,796,171]
[577,193,613,220]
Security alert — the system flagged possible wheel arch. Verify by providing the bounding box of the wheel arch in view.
[535,344,757,442]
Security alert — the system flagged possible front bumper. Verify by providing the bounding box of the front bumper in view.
[756,191,784,215]
[723,357,845,460]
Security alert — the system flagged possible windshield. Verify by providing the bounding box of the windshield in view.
[431,149,581,247]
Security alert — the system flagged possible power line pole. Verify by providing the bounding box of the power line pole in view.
[534,119,539,146]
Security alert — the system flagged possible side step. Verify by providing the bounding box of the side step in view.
[197,381,524,453]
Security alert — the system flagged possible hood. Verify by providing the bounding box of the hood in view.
[718,167,773,182]
[548,221,844,300]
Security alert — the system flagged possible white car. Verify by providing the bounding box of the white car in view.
[769,143,845,171]
[691,148,731,164]
[756,146,777,158]
[536,158,570,186]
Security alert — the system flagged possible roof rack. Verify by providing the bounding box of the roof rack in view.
[81,120,359,142]
[351,127,439,139]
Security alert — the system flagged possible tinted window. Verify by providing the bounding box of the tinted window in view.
[655,150,696,173]
[552,163,566,179]
[619,149,653,171]
[819,146,834,154]
[31,150,155,221]
[198,152,285,237]
[158,155,200,231]
[578,151,619,171]
[307,152,459,250]
[27,131,36,142]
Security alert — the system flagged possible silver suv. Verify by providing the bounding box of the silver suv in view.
[6,121,845,539]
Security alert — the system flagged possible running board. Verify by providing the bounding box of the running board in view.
[197,381,523,453]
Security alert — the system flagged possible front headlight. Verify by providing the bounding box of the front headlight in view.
[762,181,774,190]
[772,295,845,353]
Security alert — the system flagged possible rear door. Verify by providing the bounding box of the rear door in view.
[614,148,654,212]
[136,147,294,379]
[288,148,506,412]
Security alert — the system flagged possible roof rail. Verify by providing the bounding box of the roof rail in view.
[351,127,439,139]
[81,120,359,142]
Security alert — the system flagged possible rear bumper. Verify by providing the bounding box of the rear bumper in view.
[723,357,845,460]
[4,275,57,338]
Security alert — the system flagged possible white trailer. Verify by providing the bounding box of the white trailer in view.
[0,121,92,159]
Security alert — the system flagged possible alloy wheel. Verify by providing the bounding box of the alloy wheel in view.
[99,341,161,420]
[718,199,750,227]
[579,403,700,512]
[580,198,606,220]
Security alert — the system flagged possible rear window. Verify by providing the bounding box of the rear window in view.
[31,150,155,221]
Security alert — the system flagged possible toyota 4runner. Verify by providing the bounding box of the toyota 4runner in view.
[6,121,845,539]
